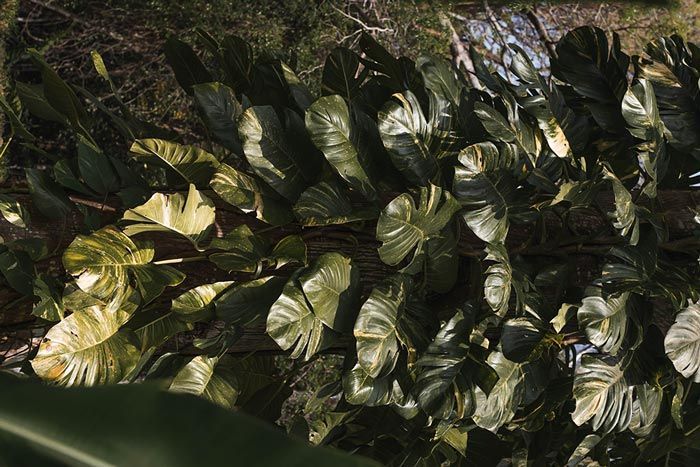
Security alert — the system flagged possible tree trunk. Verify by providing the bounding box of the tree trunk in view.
[0,188,697,353]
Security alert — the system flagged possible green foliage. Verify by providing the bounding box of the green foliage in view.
[2,25,700,466]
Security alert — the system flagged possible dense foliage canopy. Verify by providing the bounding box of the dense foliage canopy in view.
[1,24,700,465]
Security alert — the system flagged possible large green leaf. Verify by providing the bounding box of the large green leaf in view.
[343,362,407,407]
[129,139,219,187]
[413,309,475,420]
[376,184,460,269]
[210,162,293,225]
[164,37,212,93]
[483,243,512,317]
[552,26,628,133]
[0,194,30,228]
[77,136,119,195]
[122,184,216,249]
[664,302,700,382]
[452,142,521,244]
[500,317,544,363]
[168,355,239,409]
[266,270,327,361]
[377,91,438,186]
[630,384,663,437]
[425,223,459,293]
[193,82,243,153]
[638,35,700,155]
[306,95,377,200]
[293,180,378,226]
[603,167,641,245]
[300,252,360,332]
[215,276,286,326]
[25,168,72,220]
[171,281,234,323]
[62,226,181,304]
[472,351,525,432]
[31,303,140,386]
[0,374,376,466]
[238,105,315,201]
[572,355,633,434]
[621,79,666,197]
[209,225,271,273]
[26,49,87,130]
[354,275,411,378]
[578,289,629,355]
[209,225,305,273]
[322,48,367,100]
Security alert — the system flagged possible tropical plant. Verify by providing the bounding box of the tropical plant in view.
[1,26,700,465]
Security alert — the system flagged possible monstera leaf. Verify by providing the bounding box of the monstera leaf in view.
[552,26,628,133]
[572,355,633,434]
[209,225,305,273]
[630,384,663,437]
[129,139,219,187]
[378,91,438,185]
[171,281,234,322]
[122,184,216,249]
[509,45,574,159]
[31,303,140,386]
[168,355,239,409]
[193,82,243,153]
[238,105,315,201]
[413,309,476,420]
[483,243,512,317]
[453,142,522,244]
[306,95,377,200]
[603,168,641,245]
[266,270,327,361]
[354,275,413,378]
[472,351,525,432]
[293,181,378,226]
[215,276,286,326]
[578,289,630,355]
[62,226,182,304]
[500,318,544,363]
[621,79,666,197]
[208,225,270,273]
[343,362,397,407]
[376,184,460,270]
[664,302,700,382]
[300,252,360,332]
[210,163,293,225]
[425,223,459,293]
[638,35,700,154]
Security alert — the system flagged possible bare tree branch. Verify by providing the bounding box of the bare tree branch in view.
[524,5,558,59]
[439,12,482,90]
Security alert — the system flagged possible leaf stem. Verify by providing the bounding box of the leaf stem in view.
[153,255,208,265]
